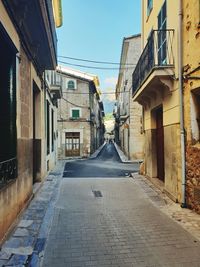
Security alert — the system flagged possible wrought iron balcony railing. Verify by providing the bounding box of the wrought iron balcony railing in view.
[132,29,174,95]
[0,157,17,187]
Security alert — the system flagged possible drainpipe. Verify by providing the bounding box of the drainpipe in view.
[178,0,186,208]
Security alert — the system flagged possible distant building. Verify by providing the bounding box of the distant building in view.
[114,35,144,160]
[55,66,105,158]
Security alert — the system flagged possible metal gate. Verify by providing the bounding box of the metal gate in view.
[65,132,80,157]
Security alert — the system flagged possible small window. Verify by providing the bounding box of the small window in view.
[67,80,75,89]
[147,0,153,17]
[72,109,80,118]
[191,91,200,144]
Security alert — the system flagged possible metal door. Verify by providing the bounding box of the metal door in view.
[65,132,80,157]
[156,107,165,181]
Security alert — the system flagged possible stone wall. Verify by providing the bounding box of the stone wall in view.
[0,46,33,242]
[183,0,200,213]
[186,145,200,213]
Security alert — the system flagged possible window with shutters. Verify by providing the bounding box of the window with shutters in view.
[0,22,17,186]
[72,109,80,118]
[158,1,167,65]
[67,80,75,89]
[70,108,81,119]
[147,0,153,17]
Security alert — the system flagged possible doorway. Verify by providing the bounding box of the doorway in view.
[65,132,80,157]
[156,107,165,181]
[33,82,41,183]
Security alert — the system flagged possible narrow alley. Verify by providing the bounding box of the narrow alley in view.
[1,1,200,267]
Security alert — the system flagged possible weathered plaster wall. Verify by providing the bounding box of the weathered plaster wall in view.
[183,0,200,213]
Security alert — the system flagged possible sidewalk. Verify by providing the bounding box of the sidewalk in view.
[113,142,143,164]
[132,173,200,242]
[0,161,64,267]
[114,144,200,241]
[89,142,106,159]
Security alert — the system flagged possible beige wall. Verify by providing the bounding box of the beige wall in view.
[137,0,182,202]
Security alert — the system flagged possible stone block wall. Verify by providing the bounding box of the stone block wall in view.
[183,0,200,213]
[0,46,33,242]
[186,145,200,214]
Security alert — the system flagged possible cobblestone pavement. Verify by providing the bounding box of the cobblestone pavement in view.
[42,177,200,267]
[1,159,200,266]
[133,174,200,242]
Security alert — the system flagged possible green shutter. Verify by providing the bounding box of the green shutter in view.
[72,109,80,118]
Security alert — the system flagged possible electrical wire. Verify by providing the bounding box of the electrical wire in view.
[62,91,130,95]
[58,60,135,70]
[62,97,90,109]
[58,55,137,66]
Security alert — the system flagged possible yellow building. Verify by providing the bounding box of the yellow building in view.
[133,0,183,203]
[183,0,200,213]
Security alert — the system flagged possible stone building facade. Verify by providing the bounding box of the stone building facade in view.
[0,1,62,243]
[56,67,105,159]
[114,35,144,160]
[182,0,200,213]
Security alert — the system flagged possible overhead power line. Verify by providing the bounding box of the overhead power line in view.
[62,97,90,108]
[58,55,137,66]
[58,60,119,70]
[62,91,130,95]
[58,60,128,70]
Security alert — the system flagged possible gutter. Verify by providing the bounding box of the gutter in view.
[178,0,187,208]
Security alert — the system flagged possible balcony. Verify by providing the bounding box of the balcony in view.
[132,30,175,104]
[46,71,62,100]
[0,157,17,188]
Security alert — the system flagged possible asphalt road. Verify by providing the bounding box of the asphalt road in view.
[63,143,140,178]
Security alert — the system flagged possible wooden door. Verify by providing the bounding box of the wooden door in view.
[65,132,80,157]
[156,107,165,181]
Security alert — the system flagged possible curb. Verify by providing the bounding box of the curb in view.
[113,143,143,164]
[89,142,107,159]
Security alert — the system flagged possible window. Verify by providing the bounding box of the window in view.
[191,91,200,144]
[72,109,80,119]
[147,0,153,16]
[0,22,17,186]
[158,1,167,65]
[67,80,75,89]
[46,100,50,155]
[51,109,54,152]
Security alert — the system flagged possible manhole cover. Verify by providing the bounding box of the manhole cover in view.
[93,190,103,197]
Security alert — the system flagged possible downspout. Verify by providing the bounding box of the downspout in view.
[178,0,186,208]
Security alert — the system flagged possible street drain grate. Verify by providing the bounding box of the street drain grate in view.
[92,190,103,198]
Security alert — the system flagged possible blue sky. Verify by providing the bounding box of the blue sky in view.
[56,0,141,113]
